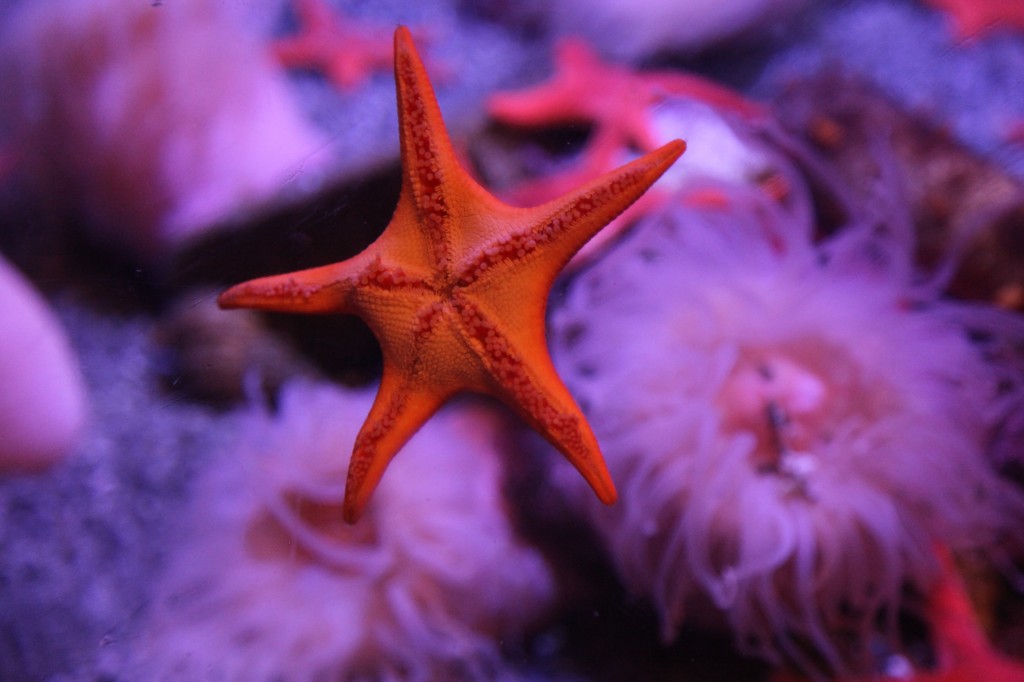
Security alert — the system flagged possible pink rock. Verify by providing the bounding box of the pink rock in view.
[0,255,85,472]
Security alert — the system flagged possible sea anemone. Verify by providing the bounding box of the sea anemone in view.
[0,0,328,262]
[548,178,1024,673]
[128,382,554,681]
[0,254,85,471]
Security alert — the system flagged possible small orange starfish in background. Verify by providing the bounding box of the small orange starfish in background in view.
[273,0,396,89]
[773,545,1024,682]
[489,38,763,159]
[487,37,761,263]
[906,545,1024,682]
[220,27,685,523]
[924,0,1024,41]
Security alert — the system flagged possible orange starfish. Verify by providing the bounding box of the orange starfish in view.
[273,0,395,89]
[220,27,685,523]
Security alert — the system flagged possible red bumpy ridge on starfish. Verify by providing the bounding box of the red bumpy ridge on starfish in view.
[220,27,685,523]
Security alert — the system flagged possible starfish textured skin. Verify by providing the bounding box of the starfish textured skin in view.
[220,27,685,523]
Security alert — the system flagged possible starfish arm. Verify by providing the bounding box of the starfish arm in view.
[390,26,518,268]
[342,366,448,523]
[512,372,616,506]
[924,545,1024,680]
[487,87,580,127]
[452,293,616,505]
[273,0,330,66]
[217,257,371,314]
[390,26,464,270]
[452,139,684,332]
[487,75,589,126]
[547,138,683,242]
[486,39,609,128]
[518,139,685,283]
[272,38,316,68]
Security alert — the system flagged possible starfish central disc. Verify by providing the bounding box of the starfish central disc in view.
[219,26,686,523]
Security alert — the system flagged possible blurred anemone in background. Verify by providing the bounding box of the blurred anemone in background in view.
[126,382,554,681]
[0,254,85,472]
[0,0,328,263]
[548,173,1024,674]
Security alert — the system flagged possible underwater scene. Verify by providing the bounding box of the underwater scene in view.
[1,0,1024,680]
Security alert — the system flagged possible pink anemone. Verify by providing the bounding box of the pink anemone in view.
[130,382,554,681]
[549,177,1024,674]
